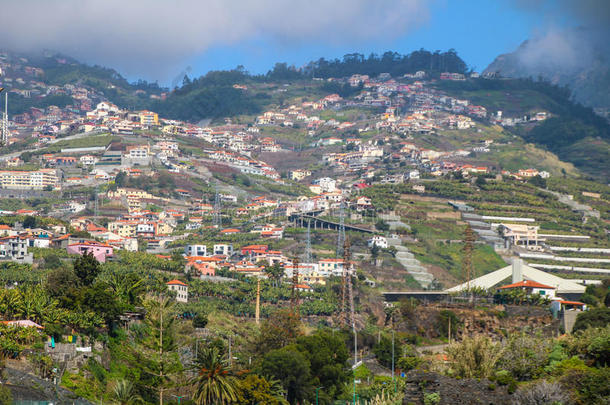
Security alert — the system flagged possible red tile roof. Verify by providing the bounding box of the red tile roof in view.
[498,280,555,290]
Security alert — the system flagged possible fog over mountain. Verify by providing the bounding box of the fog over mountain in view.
[485,0,610,109]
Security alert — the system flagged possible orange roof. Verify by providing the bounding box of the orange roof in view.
[167,279,187,286]
[220,228,240,233]
[559,300,585,306]
[499,280,555,290]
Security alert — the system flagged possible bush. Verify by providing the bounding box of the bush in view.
[446,336,504,379]
[0,384,12,405]
[423,392,440,405]
[565,325,610,366]
[397,356,420,372]
[192,313,208,329]
[513,380,572,405]
[560,367,610,404]
[498,334,551,381]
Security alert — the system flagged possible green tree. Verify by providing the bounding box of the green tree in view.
[237,374,287,405]
[130,295,183,404]
[373,336,400,369]
[263,263,284,287]
[73,252,101,286]
[375,220,389,232]
[295,331,350,401]
[261,346,311,405]
[255,310,303,354]
[192,346,239,405]
[111,379,143,405]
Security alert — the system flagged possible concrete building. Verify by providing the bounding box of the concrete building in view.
[185,244,207,257]
[0,169,58,190]
[67,241,114,263]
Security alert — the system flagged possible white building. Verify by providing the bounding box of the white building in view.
[312,177,337,193]
[166,279,188,303]
[185,244,207,257]
[368,235,388,249]
[213,244,233,256]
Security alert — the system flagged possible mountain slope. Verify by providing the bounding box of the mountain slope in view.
[484,39,610,110]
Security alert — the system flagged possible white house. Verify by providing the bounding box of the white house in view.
[166,279,188,303]
[185,244,207,257]
[368,235,388,249]
[213,244,233,256]
[312,177,337,193]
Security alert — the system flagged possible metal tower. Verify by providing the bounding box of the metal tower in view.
[94,184,99,218]
[304,220,312,263]
[290,257,300,314]
[213,185,222,228]
[336,201,346,258]
[344,237,355,330]
[1,91,8,146]
[255,278,261,325]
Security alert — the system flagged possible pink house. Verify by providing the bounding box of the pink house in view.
[67,241,114,263]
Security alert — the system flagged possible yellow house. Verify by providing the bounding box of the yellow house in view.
[108,221,138,237]
[155,222,175,236]
[139,111,159,126]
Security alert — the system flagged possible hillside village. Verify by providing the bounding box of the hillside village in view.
[0,49,608,404]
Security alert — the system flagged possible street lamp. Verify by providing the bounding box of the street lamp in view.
[315,386,322,405]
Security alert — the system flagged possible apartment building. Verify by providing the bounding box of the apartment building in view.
[0,169,58,190]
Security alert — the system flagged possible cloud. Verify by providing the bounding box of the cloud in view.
[0,0,430,79]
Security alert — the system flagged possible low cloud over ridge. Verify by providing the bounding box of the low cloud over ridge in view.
[0,0,429,79]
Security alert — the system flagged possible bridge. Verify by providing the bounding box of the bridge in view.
[289,213,375,234]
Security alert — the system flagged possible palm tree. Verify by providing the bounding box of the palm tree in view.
[112,379,142,405]
[192,346,239,405]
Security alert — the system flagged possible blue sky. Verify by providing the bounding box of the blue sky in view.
[2,0,584,84]
[184,0,541,81]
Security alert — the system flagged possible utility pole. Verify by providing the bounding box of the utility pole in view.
[391,330,395,382]
[159,295,164,405]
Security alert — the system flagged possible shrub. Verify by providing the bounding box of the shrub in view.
[192,313,208,328]
[565,325,610,366]
[0,384,12,405]
[446,336,504,379]
[423,392,440,405]
[559,367,610,405]
[513,380,572,405]
[397,356,420,372]
[498,334,551,381]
